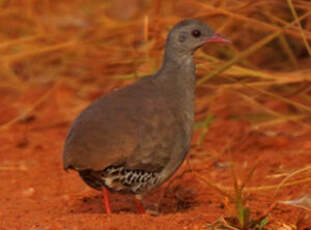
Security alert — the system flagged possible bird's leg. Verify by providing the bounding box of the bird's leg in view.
[133,194,145,214]
[102,187,112,214]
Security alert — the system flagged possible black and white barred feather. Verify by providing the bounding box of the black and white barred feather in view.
[79,165,158,194]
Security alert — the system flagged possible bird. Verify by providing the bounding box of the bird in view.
[63,18,230,214]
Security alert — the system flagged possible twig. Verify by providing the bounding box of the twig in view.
[196,11,311,86]
[287,0,311,56]
[273,165,311,197]
[0,82,59,130]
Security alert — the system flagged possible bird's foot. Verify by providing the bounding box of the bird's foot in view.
[133,195,145,214]
[102,187,112,214]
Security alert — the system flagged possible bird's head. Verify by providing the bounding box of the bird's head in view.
[166,19,231,55]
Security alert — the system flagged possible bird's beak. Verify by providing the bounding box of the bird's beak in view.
[205,33,231,44]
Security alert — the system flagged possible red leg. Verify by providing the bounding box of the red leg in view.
[133,196,145,214]
[102,187,112,214]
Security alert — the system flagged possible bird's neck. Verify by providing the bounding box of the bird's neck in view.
[155,48,196,93]
[161,47,195,74]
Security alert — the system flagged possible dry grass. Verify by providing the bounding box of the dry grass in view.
[1,0,310,127]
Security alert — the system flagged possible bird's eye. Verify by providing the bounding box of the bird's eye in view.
[191,29,201,38]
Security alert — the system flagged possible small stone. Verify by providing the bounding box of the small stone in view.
[22,187,35,197]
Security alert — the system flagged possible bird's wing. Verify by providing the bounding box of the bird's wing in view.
[124,96,186,172]
[64,76,186,172]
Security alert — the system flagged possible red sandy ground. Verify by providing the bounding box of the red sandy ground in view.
[1,85,311,230]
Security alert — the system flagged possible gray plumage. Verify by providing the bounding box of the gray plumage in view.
[63,19,223,194]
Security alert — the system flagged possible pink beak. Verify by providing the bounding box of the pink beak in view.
[205,33,231,44]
